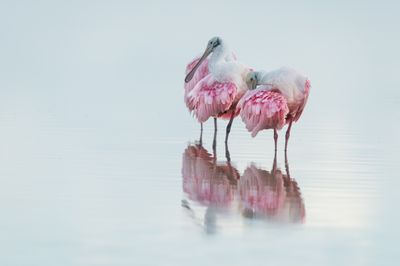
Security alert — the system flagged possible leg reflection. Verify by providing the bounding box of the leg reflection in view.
[224,111,235,145]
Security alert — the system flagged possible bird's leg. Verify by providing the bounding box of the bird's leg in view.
[212,118,217,151]
[224,112,235,159]
[225,141,231,163]
[284,120,293,151]
[224,111,235,145]
[199,123,203,146]
[284,149,291,178]
[273,129,278,151]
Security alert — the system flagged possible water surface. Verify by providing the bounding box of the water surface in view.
[0,0,399,265]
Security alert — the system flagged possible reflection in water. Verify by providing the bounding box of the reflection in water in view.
[239,153,305,223]
[182,144,239,206]
[181,144,240,233]
[181,144,305,232]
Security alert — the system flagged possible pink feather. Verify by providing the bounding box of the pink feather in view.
[184,52,237,112]
[292,79,311,122]
[184,56,210,111]
[238,88,289,137]
[188,75,238,123]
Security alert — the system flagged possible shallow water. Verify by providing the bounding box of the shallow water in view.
[1,1,399,265]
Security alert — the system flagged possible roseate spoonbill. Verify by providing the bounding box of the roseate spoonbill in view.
[184,51,236,144]
[239,67,311,150]
[185,37,251,149]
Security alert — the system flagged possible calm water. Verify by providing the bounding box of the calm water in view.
[1,1,399,265]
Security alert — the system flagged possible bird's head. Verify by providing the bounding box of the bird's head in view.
[246,71,261,90]
[207,36,222,51]
[185,36,222,83]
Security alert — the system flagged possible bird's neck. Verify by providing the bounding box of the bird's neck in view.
[208,43,230,74]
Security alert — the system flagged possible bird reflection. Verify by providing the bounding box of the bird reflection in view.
[182,144,239,206]
[239,152,305,223]
[181,145,305,232]
[181,144,239,233]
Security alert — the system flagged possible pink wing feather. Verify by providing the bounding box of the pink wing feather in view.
[188,75,238,123]
[184,56,210,111]
[184,52,237,112]
[239,88,289,137]
[292,79,311,122]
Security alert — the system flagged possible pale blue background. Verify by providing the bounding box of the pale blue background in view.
[0,1,399,265]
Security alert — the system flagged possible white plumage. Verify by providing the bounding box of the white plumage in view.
[257,67,308,104]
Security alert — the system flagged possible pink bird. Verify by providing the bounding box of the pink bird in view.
[239,67,311,150]
[184,51,236,144]
[185,37,251,148]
